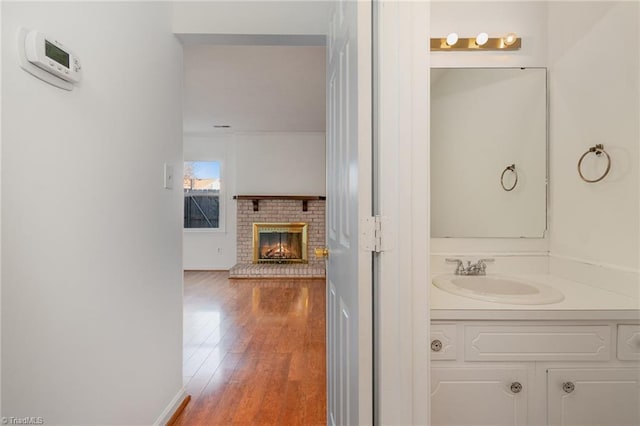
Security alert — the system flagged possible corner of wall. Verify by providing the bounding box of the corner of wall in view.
[547,1,640,277]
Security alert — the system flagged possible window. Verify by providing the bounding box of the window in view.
[184,161,222,229]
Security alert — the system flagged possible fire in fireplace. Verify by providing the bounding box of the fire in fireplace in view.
[253,223,308,263]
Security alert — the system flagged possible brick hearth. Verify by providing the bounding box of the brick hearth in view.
[230,198,326,278]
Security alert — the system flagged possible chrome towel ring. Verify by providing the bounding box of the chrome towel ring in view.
[501,164,518,191]
[578,144,611,183]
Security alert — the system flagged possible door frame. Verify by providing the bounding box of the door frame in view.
[374,1,430,424]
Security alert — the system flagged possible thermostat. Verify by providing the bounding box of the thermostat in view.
[18,28,82,90]
[25,30,82,83]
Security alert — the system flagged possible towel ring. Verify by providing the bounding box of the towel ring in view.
[578,144,611,183]
[500,164,518,191]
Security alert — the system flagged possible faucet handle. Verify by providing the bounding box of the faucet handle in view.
[476,258,494,275]
[446,258,465,275]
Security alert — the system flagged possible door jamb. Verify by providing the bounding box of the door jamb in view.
[373,2,431,424]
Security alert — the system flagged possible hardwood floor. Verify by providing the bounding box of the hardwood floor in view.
[173,271,327,425]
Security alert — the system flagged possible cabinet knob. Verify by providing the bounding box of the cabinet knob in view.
[562,382,575,393]
[510,382,523,394]
[431,339,443,352]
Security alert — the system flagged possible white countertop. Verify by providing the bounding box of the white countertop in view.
[431,273,640,321]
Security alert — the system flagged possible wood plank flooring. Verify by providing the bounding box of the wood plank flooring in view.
[173,271,326,425]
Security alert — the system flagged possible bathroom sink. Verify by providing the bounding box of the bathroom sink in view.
[432,274,564,305]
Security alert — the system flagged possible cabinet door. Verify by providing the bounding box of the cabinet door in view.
[431,367,528,426]
[548,368,640,426]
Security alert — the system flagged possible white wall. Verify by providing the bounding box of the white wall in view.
[430,1,550,258]
[183,132,325,270]
[548,2,639,274]
[172,1,330,36]
[183,44,326,134]
[2,3,183,423]
[235,132,326,195]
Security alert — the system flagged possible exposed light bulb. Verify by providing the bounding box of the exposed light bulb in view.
[475,32,489,46]
[445,32,459,46]
[503,32,517,46]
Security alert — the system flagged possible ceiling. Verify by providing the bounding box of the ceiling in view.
[183,44,326,134]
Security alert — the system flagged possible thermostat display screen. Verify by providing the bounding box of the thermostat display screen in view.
[45,40,69,68]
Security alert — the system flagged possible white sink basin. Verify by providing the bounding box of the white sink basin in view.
[432,274,564,305]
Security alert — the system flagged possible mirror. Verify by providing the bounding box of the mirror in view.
[430,67,547,238]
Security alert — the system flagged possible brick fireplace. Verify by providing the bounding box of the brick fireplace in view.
[230,196,326,278]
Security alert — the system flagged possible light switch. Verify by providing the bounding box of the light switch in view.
[164,163,174,189]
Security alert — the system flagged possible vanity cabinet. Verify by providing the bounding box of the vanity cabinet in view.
[431,321,640,426]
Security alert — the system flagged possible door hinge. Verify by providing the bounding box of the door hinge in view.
[361,215,388,253]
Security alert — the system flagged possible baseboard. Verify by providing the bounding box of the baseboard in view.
[154,389,190,426]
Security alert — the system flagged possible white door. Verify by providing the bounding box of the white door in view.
[431,368,528,426]
[547,368,640,426]
[325,0,373,425]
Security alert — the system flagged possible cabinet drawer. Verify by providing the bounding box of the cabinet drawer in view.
[431,324,457,360]
[618,325,640,361]
[464,325,611,361]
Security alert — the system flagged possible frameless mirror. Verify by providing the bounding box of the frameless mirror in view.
[431,68,547,238]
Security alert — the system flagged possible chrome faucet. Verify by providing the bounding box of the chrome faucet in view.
[446,258,495,276]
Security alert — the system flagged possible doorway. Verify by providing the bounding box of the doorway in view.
[178,36,330,424]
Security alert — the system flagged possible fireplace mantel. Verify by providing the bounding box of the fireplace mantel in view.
[233,195,326,212]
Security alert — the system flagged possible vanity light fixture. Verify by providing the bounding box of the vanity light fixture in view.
[475,32,489,46]
[503,32,518,46]
[431,32,521,51]
[445,32,459,46]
